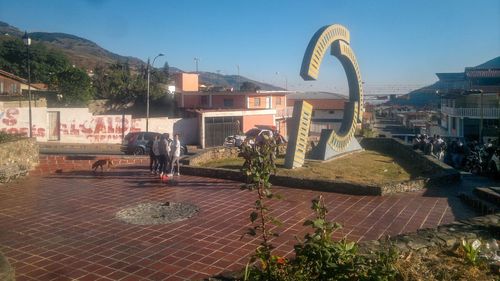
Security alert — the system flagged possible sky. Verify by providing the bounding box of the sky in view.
[0,0,499,95]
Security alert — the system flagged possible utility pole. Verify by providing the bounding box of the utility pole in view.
[194,57,200,73]
[236,64,240,91]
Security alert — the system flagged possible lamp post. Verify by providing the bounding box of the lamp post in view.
[146,53,164,132]
[22,31,32,138]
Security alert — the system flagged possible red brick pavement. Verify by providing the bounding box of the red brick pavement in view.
[0,157,476,280]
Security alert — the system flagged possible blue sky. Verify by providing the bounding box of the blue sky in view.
[0,0,498,94]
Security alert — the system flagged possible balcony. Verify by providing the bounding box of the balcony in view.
[441,106,500,118]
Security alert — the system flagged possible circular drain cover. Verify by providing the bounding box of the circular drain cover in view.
[116,202,199,225]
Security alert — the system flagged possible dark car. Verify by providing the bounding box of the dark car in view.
[121,132,188,156]
[121,132,161,155]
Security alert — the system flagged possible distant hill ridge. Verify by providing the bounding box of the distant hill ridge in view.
[0,21,282,90]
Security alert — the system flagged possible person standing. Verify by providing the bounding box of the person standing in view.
[170,134,181,176]
[158,134,168,176]
[152,135,160,174]
[147,136,156,174]
[165,133,172,174]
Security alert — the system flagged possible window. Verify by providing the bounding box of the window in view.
[254,97,260,106]
[276,97,281,105]
[201,96,209,106]
[0,81,3,93]
[11,83,17,94]
[223,98,234,107]
[329,110,335,114]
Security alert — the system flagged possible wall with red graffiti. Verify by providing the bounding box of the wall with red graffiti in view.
[0,107,47,140]
[0,106,198,144]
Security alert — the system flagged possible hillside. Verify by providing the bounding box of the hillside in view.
[0,21,281,90]
[0,21,143,70]
[197,71,283,91]
[390,56,499,107]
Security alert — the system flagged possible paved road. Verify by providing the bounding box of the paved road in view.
[0,159,480,280]
[373,116,417,137]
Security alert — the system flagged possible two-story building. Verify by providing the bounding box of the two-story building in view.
[174,73,289,147]
[437,57,500,142]
[286,92,347,137]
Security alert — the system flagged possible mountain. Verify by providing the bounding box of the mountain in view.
[0,21,143,70]
[390,56,500,107]
[0,21,281,90]
[196,71,284,91]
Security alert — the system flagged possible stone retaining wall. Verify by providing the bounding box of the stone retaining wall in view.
[185,147,241,166]
[181,165,383,195]
[0,138,39,183]
[361,137,460,186]
[361,213,500,259]
[181,139,460,196]
[185,145,287,166]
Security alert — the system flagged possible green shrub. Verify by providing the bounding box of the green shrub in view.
[0,132,23,144]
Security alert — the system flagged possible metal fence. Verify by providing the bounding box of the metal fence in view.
[205,117,241,147]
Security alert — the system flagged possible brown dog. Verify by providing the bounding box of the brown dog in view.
[92,159,114,173]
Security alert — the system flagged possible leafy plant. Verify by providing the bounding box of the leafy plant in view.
[293,195,398,281]
[240,135,283,280]
[0,131,24,143]
[459,239,482,266]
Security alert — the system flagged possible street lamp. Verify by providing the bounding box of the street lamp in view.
[22,31,32,138]
[146,53,164,132]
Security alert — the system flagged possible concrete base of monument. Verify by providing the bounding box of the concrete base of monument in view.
[310,130,363,161]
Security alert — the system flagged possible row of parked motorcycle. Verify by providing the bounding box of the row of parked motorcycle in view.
[413,135,499,178]
[444,140,499,177]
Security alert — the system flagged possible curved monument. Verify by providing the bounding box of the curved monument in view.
[285,24,364,168]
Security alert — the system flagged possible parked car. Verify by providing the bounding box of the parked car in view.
[121,132,187,155]
[121,132,161,155]
[224,127,286,147]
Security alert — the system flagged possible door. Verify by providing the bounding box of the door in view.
[48,111,60,141]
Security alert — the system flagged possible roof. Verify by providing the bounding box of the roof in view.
[0,69,27,83]
[474,56,500,69]
[180,91,288,96]
[435,72,465,81]
[31,83,49,90]
[286,91,347,100]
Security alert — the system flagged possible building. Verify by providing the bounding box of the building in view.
[286,92,347,137]
[174,73,289,147]
[0,69,46,95]
[437,57,500,141]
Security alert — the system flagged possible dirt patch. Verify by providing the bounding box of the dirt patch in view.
[116,202,199,225]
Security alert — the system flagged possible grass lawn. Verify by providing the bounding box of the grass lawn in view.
[199,150,427,185]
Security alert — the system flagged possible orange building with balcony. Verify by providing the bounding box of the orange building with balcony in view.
[174,73,289,147]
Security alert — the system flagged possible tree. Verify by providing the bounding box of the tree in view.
[54,67,94,105]
[0,37,70,85]
[240,81,261,92]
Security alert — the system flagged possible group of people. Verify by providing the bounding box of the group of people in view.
[414,133,498,172]
[413,134,447,160]
[147,133,181,176]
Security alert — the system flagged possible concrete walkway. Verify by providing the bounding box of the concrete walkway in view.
[0,159,480,280]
